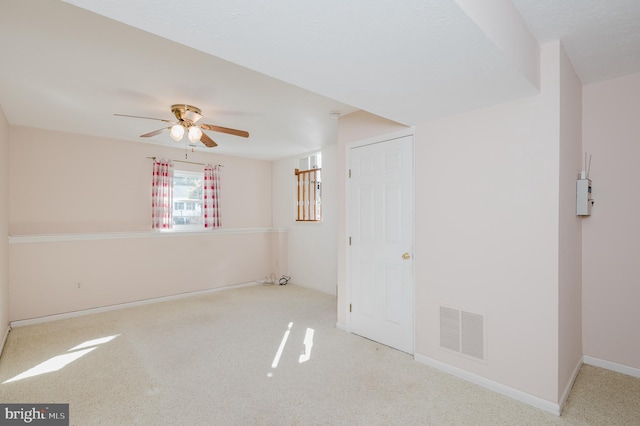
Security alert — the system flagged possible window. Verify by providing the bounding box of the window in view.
[173,170,204,229]
[295,153,322,221]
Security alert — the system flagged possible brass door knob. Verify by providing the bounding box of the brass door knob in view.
[402,252,411,260]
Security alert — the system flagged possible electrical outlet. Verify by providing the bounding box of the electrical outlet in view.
[76,282,81,289]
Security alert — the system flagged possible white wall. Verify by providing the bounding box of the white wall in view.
[0,105,9,339]
[272,145,338,295]
[8,126,278,321]
[582,72,640,370]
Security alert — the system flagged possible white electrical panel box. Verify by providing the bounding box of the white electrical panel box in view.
[576,178,593,216]
[577,153,594,216]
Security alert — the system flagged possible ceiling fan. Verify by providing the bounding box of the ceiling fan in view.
[115,104,249,148]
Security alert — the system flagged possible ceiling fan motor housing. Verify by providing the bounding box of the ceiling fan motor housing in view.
[171,104,202,125]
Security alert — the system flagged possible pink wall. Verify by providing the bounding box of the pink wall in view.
[8,126,277,321]
[414,43,566,404]
[336,44,585,409]
[9,232,272,320]
[332,45,640,411]
[582,72,640,369]
[0,106,9,334]
[557,43,583,401]
[9,126,272,234]
[415,100,560,402]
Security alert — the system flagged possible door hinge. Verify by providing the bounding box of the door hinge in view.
[349,236,352,245]
[349,169,352,178]
[349,303,352,313]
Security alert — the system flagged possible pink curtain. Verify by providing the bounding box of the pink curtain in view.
[151,159,174,229]
[203,164,221,228]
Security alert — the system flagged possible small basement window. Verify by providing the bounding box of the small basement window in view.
[295,153,322,222]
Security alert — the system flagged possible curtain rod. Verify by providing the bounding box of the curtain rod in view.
[147,156,224,167]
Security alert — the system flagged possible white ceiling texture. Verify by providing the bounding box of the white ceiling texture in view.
[1,0,639,160]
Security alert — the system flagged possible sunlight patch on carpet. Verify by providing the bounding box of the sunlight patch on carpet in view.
[271,322,293,370]
[3,334,121,384]
[298,328,314,363]
[69,335,119,351]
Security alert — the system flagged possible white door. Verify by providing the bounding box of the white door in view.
[349,135,414,354]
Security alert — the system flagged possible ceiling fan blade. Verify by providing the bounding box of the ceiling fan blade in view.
[140,127,169,138]
[114,113,176,124]
[199,123,249,138]
[200,132,218,148]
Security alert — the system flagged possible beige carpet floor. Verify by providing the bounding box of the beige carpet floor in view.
[0,284,638,425]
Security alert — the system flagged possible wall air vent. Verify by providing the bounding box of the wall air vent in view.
[439,306,485,361]
[439,306,460,352]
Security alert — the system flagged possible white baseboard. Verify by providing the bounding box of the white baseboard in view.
[335,322,349,332]
[583,355,640,378]
[10,281,261,328]
[414,353,561,416]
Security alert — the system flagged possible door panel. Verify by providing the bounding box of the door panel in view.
[349,135,414,354]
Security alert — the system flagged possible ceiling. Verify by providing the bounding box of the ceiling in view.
[1,0,639,161]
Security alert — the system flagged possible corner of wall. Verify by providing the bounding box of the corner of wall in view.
[0,324,9,358]
[0,104,10,351]
[558,357,583,415]
[415,353,562,416]
[582,70,640,373]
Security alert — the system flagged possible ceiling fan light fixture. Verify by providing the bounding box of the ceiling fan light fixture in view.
[115,104,246,149]
[170,124,185,141]
[188,126,202,142]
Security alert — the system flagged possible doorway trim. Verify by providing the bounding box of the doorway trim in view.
[344,127,416,352]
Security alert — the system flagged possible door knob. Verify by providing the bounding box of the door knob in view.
[402,252,411,260]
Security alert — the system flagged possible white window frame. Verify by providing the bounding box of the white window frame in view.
[172,169,205,231]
